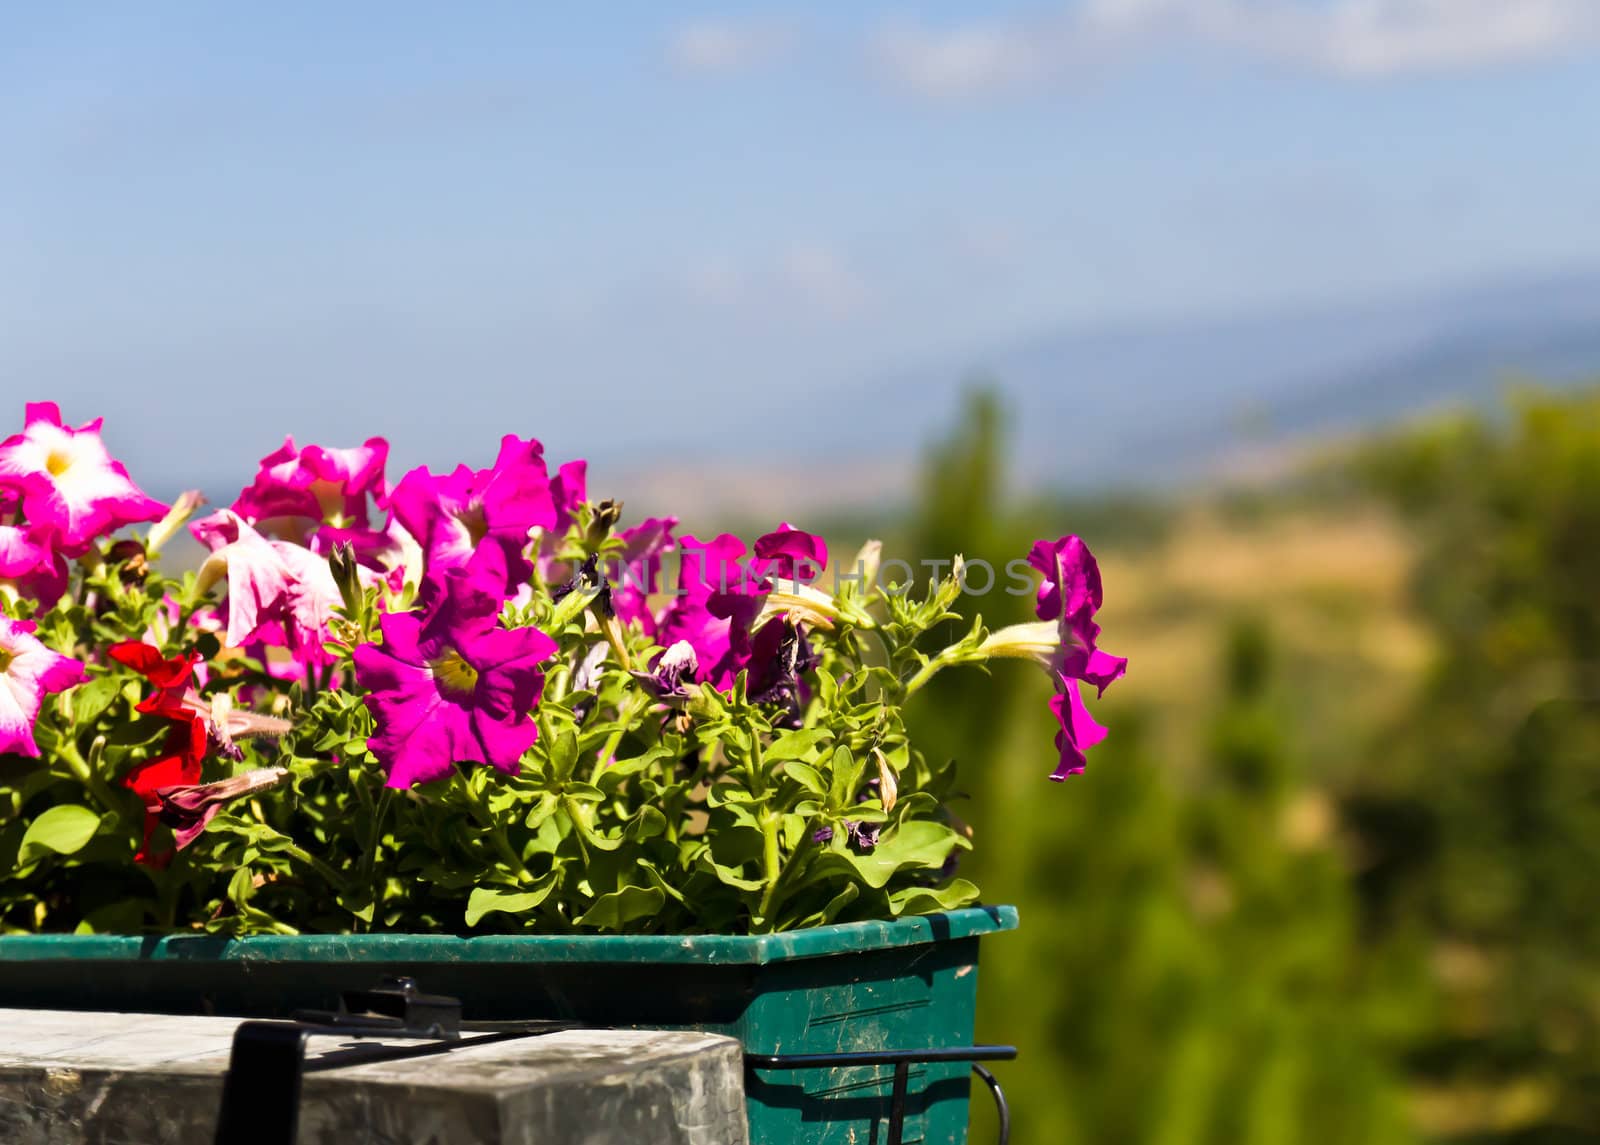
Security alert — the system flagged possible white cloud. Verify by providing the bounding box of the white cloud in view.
[778,244,871,318]
[667,19,793,75]
[873,0,1600,97]
[678,245,871,319]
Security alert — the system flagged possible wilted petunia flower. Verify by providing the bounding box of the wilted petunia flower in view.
[0,617,86,757]
[630,639,699,702]
[0,402,166,553]
[156,767,290,850]
[353,553,558,788]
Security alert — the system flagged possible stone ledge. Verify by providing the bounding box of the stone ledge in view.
[0,1008,749,1145]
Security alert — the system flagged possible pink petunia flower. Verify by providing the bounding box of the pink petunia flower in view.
[353,553,558,788]
[550,459,588,536]
[232,435,389,532]
[192,509,342,665]
[0,617,87,758]
[0,402,166,553]
[388,435,557,597]
[0,523,70,608]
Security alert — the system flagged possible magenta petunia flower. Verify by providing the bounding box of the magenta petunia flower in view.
[233,435,390,529]
[1025,536,1127,780]
[752,523,828,586]
[0,523,69,608]
[0,616,87,757]
[607,515,678,635]
[192,509,342,664]
[550,459,588,535]
[353,559,558,788]
[0,402,166,553]
[389,435,557,596]
[654,532,766,690]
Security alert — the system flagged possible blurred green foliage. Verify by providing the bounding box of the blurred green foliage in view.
[894,384,1600,1143]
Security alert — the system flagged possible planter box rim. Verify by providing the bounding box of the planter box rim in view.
[0,904,1016,967]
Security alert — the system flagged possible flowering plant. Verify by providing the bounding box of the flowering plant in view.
[0,403,1124,935]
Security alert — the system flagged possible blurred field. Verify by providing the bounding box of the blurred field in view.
[864,384,1600,1145]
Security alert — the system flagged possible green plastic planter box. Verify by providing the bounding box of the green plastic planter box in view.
[0,904,1016,1144]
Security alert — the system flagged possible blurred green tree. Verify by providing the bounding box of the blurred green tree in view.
[1350,388,1600,1142]
[903,388,1413,1144]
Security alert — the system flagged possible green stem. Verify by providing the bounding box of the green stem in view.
[57,741,122,813]
[464,776,537,884]
[281,841,349,891]
[562,797,593,866]
[589,694,647,784]
[360,786,395,928]
[901,650,960,699]
[755,812,783,930]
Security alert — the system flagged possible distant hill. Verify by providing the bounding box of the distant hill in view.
[714,267,1600,507]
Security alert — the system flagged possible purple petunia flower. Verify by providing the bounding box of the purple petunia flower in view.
[846,821,880,852]
[353,553,558,788]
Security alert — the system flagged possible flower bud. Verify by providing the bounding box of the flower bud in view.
[327,541,363,616]
[852,540,882,593]
[977,620,1065,669]
[147,491,205,555]
[586,499,624,547]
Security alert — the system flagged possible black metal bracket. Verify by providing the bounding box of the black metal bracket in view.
[744,1043,1018,1145]
[215,976,1015,1145]
[212,976,572,1145]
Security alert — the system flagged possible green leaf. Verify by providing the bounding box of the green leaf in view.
[827,744,864,810]
[766,728,832,763]
[466,875,560,927]
[782,762,826,794]
[809,820,965,889]
[792,882,860,929]
[888,879,980,916]
[70,676,123,728]
[624,805,668,841]
[19,805,101,863]
[549,730,580,783]
[575,885,665,930]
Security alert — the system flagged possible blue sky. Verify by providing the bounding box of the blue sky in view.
[6,2,1600,497]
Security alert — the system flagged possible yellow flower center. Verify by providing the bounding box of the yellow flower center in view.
[309,478,348,525]
[45,450,73,477]
[456,503,489,547]
[430,648,479,698]
[0,648,13,674]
